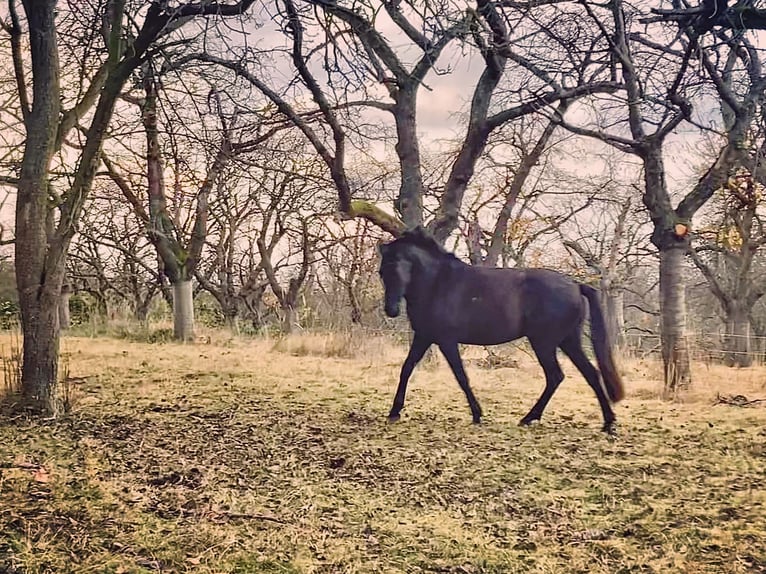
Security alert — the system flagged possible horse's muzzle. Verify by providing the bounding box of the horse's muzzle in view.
[384,301,401,318]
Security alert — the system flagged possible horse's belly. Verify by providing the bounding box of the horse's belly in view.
[458,331,521,346]
[453,316,523,346]
[409,297,523,345]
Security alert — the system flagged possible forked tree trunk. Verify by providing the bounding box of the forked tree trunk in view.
[14,1,62,415]
[724,304,752,367]
[173,280,195,342]
[659,247,692,396]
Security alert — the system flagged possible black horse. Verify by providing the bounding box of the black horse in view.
[378,227,624,433]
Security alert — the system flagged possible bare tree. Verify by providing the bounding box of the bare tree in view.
[691,170,766,366]
[646,1,766,32]
[103,61,276,340]
[194,173,258,331]
[552,1,765,394]
[192,128,333,332]
[317,218,386,327]
[3,0,256,414]
[465,103,571,268]
[192,1,621,243]
[68,186,165,322]
[462,121,598,270]
[252,162,330,333]
[561,194,648,348]
[686,27,766,366]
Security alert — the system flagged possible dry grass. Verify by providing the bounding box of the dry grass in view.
[1,331,765,574]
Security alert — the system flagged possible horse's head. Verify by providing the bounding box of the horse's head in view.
[378,240,412,318]
[378,227,439,317]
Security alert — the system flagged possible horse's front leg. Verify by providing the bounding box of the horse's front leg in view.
[438,341,483,424]
[389,334,431,422]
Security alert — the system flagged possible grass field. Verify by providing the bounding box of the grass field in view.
[1,330,765,573]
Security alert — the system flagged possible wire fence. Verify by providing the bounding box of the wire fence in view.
[622,331,766,366]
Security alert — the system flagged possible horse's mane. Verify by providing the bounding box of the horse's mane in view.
[398,227,461,263]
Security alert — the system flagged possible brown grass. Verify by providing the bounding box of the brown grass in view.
[1,331,765,573]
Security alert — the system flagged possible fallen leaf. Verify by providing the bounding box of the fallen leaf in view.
[33,467,50,483]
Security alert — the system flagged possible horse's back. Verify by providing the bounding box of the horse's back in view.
[461,266,584,345]
[517,268,586,338]
[407,261,585,346]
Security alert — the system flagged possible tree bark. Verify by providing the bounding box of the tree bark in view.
[604,287,625,349]
[11,1,256,416]
[135,298,151,323]
[659,247,692,396]
[392,86,424,227]
[724,303,752,367]
[19,301,61,414]
[58,283,71,331]
[172,280,195,342]
[14,0,62,415]
[224,310,240,334]
[281,304,295,335]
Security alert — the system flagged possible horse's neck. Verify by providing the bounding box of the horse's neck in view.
[405,254,453,304]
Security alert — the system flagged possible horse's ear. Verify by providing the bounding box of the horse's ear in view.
[409,225,434,246]
[403,225,427,241]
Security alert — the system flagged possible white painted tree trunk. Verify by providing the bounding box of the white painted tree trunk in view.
[173,280,195,342]
[659,248,691,396]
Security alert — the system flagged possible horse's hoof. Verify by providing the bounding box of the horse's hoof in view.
[387,413,401,423]
[602,422,617,435]
[518,417,538,427]
[472,417,482,425]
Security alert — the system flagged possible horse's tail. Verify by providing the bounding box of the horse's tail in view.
[579,284,625,403]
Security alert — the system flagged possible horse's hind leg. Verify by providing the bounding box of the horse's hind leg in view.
[438,341,483,423]
[389,334,431,422]
[519,341,564,426]
[559,334,616,433]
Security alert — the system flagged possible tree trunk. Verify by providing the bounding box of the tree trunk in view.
[724,303,752,367]
[19,288,62,415]
[135,300,151,323]
[93,290,108,319]
[58,284,71,331]
[659,247,692,396]
[347,280,362,324]
[392,87,424,227]
[14,1,62,415]
[604,288,625,349]
[172,280,195,341]
[224,308,240,334]
[281,304,295,334]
